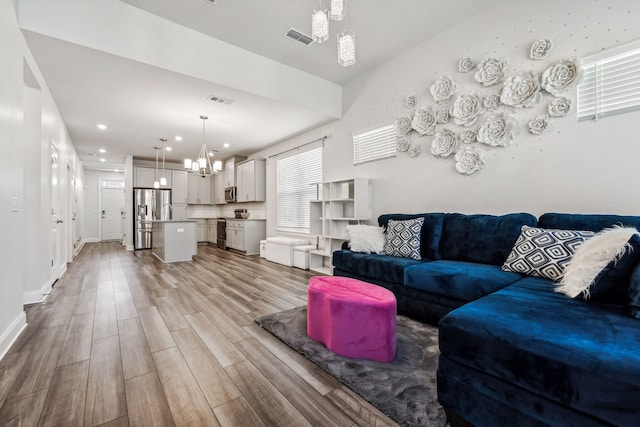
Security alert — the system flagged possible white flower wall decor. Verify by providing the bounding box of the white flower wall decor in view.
[390,37,579,176]
[547,97,573,117]
[431,75,458,102]
[530,39,553,60]
[477,112,518,148]
[474,57,509,86]
[431,129,459,158]
[455,146,485,175]
[450,92,486,127]
[541,58,582,97]
[411,107,437,135]
[500,71,541,108]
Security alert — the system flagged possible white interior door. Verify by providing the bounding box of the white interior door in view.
[101,188,125,241]
[50,143,65,282]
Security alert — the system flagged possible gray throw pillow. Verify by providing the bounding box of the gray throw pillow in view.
[384,218,424,260]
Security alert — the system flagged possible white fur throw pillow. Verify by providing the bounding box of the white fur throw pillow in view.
[346,224,385,254]
[557,227,639,299]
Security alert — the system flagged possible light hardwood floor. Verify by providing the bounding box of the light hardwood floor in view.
[0,242,398,427]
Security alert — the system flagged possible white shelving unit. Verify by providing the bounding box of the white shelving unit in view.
[309,177,370,274]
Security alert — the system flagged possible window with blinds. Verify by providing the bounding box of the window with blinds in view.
[352,123,396,165]
[276,146,322,233]
[578,39,640,121]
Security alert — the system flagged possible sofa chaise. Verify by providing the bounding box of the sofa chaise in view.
[332,212,640,426]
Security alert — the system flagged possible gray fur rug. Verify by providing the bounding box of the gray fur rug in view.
[255,306,448,427]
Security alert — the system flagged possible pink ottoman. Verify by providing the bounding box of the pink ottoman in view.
[307,276,397,363]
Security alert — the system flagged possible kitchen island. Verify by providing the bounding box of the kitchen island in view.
[152,220,197,263]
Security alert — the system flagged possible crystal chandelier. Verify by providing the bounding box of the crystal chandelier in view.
[311,0,356,67]
[184,115,223,177]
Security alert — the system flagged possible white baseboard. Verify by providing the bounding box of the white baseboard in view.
[84,237,99,243]
[0,311,27,361]
[23,280,53,305]
[126,244,134,251]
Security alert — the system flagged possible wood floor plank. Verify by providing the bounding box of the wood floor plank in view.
[114,290,138,320]
[97,415,130,427]
[153,347,221,427]
[197,300,250,343]
[84,335,127,426]
[38,360,90,427]
[45,295,78,327]
[225,360,312,427]
[155,300,190,331]
[0,351,28,407]
[171,327,242,408]
[93,301,119,340]
[213,396,266,427]
[184,312,245,367]
[74,288,98,315]
[0,389,47,427]
[57,311,94,366]
[326,386,399,427]
[236,337,355,427]
[124,372,173,427]
[138,306,176,353]
[118,317,155,380]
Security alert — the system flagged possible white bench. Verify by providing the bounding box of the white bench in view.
[266,237,309,267]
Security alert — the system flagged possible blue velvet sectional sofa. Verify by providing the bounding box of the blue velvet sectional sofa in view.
[332,212,640,427]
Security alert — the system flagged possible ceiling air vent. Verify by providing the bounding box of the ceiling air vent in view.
[201,0,217,5]
[208,95,234,105]
[284,28,314,46]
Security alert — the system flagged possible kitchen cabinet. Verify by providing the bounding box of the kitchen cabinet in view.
[172,204,187,220]
[222,155,247,187]
[171,170,188,204]
[236,158,265,202]
[187,174,212,204]
[134,167,155,188]
[196,219,207,242]
[213,173,227,205]
[207,219,217,243]
[226,219,266,255]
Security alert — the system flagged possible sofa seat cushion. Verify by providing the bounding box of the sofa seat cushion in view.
[403,260,523,303]
[439,277,640,426]
[440,213,537,265]
[332,250,426,286]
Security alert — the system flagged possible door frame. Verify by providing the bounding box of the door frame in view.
[98,177,126,242]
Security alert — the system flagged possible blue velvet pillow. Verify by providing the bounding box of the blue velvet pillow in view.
[383,218,424,260]
[629,264,640,319]
[501,225,593,281]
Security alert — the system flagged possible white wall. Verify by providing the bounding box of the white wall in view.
[0,0,82,357]
[83,169,125,241]
[253,0,640,237]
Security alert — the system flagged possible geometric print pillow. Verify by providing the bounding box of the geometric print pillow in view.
[501,225,594,281]
[383,217,425,260]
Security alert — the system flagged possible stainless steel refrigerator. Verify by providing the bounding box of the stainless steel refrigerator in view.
[134,188,171,250]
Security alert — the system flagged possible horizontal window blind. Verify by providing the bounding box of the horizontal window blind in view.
[276,147,322,233]
[353,123,396,165]
[578,42,640,121]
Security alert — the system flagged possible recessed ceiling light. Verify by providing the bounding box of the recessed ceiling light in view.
[165,147,172,151]
[223,143,230,148]
[208,151,215,157]
[99,158,106,162]
[175,136,182,141]
[97,124,107,130]
[98,148,106,153]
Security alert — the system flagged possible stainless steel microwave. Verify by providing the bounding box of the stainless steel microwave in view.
[224,186,236,202]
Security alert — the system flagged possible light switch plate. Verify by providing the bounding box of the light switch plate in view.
[11,196,19,212]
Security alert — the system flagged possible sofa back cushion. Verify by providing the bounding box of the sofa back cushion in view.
[440,213,538,265]
[538,213,640,233]
[378,213,445,260]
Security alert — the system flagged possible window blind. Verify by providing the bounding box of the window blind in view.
[353,123,396,165]
[578,41,640,121]
[276,147,322,233]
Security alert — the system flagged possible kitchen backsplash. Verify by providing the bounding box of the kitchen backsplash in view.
[187,203,266,219]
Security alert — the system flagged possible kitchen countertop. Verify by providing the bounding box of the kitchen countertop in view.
[153,219,197,223]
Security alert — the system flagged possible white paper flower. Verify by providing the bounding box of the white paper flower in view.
[477,112,518,148]
[396,115,413,137]
[430,76,458,102]
[436,109,450,124]
[431,129,459,158]
[458,57,475,73]
[450,92,485,127]
[474,57,509,87]
[455,146,485,175]
[411,107,437,136]
[460,129,477,144]
[541,58,582,97]
[408,143,420,158]
[405,95,417,109]
[528,114,549,135]
[530,39,553,60]
[396,137,410,152]
[483,94,501,111]
[547,97,573,117]
[500,71,542,108]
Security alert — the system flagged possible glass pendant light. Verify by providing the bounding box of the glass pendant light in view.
[337,0,355,67]
[153,147,160,188]
[311,1,329,43]
[160,138,167,186]
[330,0,344,21]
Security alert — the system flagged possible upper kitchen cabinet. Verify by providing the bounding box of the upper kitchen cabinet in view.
[223,156,247,187]
[236,158,266,202]
[134,166,172,189]
[213,172,227,205]
[171,170,188,204]
[187,174,213,204]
